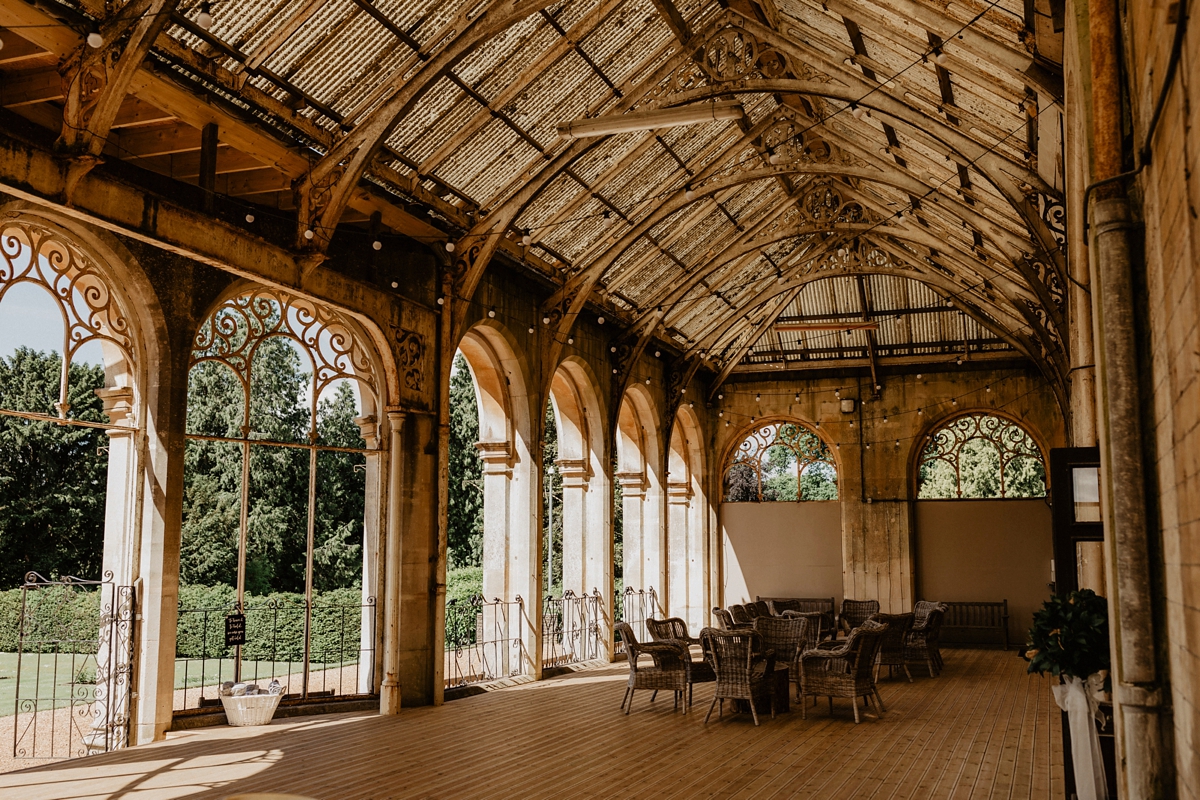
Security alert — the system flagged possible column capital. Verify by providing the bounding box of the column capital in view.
[666,480,692,503]
[94,386,135,429]
[556,458,590,488]
[353,415,381,449]
[476,441,512,474]
[614,471,647,495]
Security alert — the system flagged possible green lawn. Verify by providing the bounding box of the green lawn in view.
[0,653,362,716]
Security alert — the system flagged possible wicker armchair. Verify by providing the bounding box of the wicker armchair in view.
[799,619,889,723]
[913,600,942,627]
[870,612,915,682]
[768,598,802,616]
[839,599,880,635]
[647,616,699,647]
[780,611,824,651]
[906,605,947,676]
[699,627,777,726]
[750,600,772,619]
[754,615,809,700]
[729,604,755,626]
[647,617,715,706]
[713,607,753,632]
[615,622,690,715]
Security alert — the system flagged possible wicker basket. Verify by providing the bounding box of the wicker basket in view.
[220,693,283,726]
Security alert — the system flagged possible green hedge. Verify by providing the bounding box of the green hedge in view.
[175,584,367,663]
[0,586,102,653]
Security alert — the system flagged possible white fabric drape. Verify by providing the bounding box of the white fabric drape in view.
[1051,675,1108,800]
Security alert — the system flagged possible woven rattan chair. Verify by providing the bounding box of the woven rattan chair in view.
[906,605,947,676]
[839,599,880,636]
[713,607,753,632]
[750,600,772,619]
[647,617,715,706]
[729,604,755,625]
[799,619,889,723]
[781,610,824,651]
[647,616,700,647]
[768,598,802,616]
[615,621,690,715]
[870,612,915,682]
[754,615,809,700]
[699,627,777,726]
[913,600,941,627]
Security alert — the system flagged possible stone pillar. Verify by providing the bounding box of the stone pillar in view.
[88,387,137,753]
[397,413,439,706]
[354,415,382,696]
[686,488,708,635]
[477,441,517,676]
[616,471,646,597]
[379,411,404,714]
[558,459,589,596]
[666,480,692,624]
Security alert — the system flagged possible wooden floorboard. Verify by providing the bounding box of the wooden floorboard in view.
[0,648,1062,800]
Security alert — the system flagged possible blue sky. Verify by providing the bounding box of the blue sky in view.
[0,282,104,364]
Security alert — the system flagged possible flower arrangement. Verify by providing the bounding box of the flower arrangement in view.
[1024,589,1110,681]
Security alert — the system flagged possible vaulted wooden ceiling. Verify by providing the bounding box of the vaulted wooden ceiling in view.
[0,0,1068,397]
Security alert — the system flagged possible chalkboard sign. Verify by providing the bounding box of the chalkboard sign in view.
[225,613,246,647]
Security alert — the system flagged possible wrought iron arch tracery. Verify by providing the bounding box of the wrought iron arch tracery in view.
[723,419,838,502]
[917,413,1046,499]
[0,218,136,419]
[190,287,380,439]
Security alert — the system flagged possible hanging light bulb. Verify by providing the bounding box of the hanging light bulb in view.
[528,326,535,334]
[726,419,730,427]
[956,357,963,365]
[372,240,382,251]
[794,393,799,402]
[951,398,958,406]
[934,50,950,67]
[851,105,867,121]
[437,297,445,305]
[986,386,992,393]
[654,350,661,358]
[521,231,532,246]
[883,416,888,424]
[750,416,756,424]
[916,373,922,380]
[835,389,841,399]
[86,26,104,48]
[597,316,605,325]
[835,442,840,449]
[837,247,847,259]
[895,440,900,448]
[568,337,574,345]
[197,1,214,30]
[445,241,455,252]
[768,149,782,165]
[718,393,724,400]
[849,420,855,427]
[244,213,255,223]
[487,308,496,318]
[684,187,696,201]
[646,377,651,384]
[918,408,924,416]
[303,229,314,240]
[542,315,550,324]
[866,442,871,449]
[755,393,761,402]
[718,410,723,417]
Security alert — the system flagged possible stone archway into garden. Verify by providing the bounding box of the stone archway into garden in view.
[176,284,386,713]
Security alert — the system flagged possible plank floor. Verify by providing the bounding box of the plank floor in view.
[0,648,1062,800]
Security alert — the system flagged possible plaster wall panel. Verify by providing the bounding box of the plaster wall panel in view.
[720,501,842,607]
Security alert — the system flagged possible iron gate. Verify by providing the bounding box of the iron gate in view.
[12,572,135,760]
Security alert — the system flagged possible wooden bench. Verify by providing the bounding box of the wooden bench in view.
[939,600,1010,649]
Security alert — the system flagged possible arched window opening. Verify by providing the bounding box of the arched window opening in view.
[917,413,1046,499]
[0,219,140,758]
[723,420,838,502]
[179,288,380,711]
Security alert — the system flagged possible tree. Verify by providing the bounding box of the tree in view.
[543,400,562,594]
[448,353,484,569]
[0,348,107,587]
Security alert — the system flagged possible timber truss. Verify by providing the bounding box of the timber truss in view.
[0,0,1067,405]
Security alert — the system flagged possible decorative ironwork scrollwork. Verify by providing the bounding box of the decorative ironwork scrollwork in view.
[191,288,379,435]
[917,413,1046,498]
[395,328,425,392]
[723,419,837,501]
[0,218,136,418]
[1036,193,1067,255]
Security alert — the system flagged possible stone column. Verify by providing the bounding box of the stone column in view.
[615,471,646,600]
[477,441,515,676]
[379,411,404,714]
[557,459,588,659]
[88,387,137,753]
[666,480,692,623]
[353,415,382,695]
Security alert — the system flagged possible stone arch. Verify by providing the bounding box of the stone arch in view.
[548,356,611,657]
[0,207,176,747]
[666,404,709,633]
[615,384,665,606]
[455,321,539,675]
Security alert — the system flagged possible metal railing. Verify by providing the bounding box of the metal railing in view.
[616,586,658,654]
[12,572,135,760]
[444,595,526,688]
[174,595,376,712]
[542,590,604,669]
